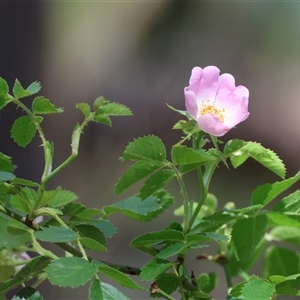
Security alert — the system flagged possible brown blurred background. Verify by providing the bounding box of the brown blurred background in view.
[1,2,300,299]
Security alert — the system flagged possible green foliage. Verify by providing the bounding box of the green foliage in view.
[1,76,300,300]
[45,257,98,287]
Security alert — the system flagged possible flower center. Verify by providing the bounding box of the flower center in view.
[199,100,225,123]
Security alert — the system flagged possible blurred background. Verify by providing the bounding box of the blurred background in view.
[1,1,300,299]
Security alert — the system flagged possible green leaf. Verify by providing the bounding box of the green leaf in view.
[75,224,106,248]
[101,282,129,300]
[0,78,11,109]
[76,102,91,118]
[131,229,184,248]
[225,140,285,178]
[153,273,180,298]
[140,258,173,281]
[79,238,107,252]
[45,257,98,288]
[61,202,86,216]
[14,286,43,300]
[267,212,300,228]
[32,96,63,114]
[263,245,300,278]
[87,219,116,238]
[104,195,163,222]
[11,177,39,187]
[94,261,144,290]
[0,77,9,95]
[123,135,166,162]
[11,116,42,147]
[93,114,112,126]
[75,208,103,219]
[196,272,217,294]
[89,279,102,300]
[156,243,186,259]
[272,190,300,214]
[0,152,16,172]
[41,187,78,207]
[34,226,78,243]
[0,213,31,249]
[269,226,300,246]
[17,256,52,279]
[13,80,41,98]
[10,187,37,213]
[139,169,175,199]
[241,277,275,300]
[98,102,132,116]
[251,171,300,206]
[114,161,163,194]
[171,146,214,165]
[186,232,228,244]
[6,219,31,235]
[26,81,41,95]
[231,215,268,264]
[93,96,108,111]
[0,171,15,181]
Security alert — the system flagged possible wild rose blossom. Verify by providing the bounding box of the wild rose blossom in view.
[184,66,249,136]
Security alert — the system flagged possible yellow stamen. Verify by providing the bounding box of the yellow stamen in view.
[199,100,225,123]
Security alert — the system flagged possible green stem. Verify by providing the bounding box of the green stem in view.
[173,166,190,234]
[223,264,233,289]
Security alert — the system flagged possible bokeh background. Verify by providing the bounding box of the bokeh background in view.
[1,1,300,299]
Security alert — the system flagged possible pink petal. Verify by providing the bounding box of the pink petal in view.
[215,74,249,127]
[197,114,231,137]
[184,66,220,120]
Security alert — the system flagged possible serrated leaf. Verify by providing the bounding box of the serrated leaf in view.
[251,171,300,206]
[0,213,31,249]
[101,282,129,300]
[32,96,63,114]
[98,102,132,116]
[153,273,180,298]
[156,243,186,259]
[186,232,228,244]
[75,224,106,245]
[171,146,214,165]
[79,238,107,252]
[139,169,175,199]
[93,96,108,111]
[140,259,173,281]
[104,195,163,221]
[11,116,42,147]
[76,102,91,118]
[269,226,300,246]
[11,177,39,187]
[231,215,268,264]
[94,261,144,290]
[14,286,43,300]
[267,212,300,228]
[123,135,166,162]
[76,208,103,219]
[16,256,52,279]
[0,171,15,181]
[89,279,102,300]
[0,77,9,96]
[0,152,16,172]
[241,278,275,300]
[263,245,300,278]
[88,219,116,238]
[10,187,37,213]
[93,114,112,126]
[61,202,86,216]
[34,226,78,243]
[45,257,97,288]
[237,142,285,178]
[272,190,300,214]
[40,187,78,207]
[131,229,184,247]
[6,219,31,235]
[114,161,163,194]
[26,81,41,95]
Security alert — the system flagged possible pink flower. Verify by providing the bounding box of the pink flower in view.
[184,66,249,137]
